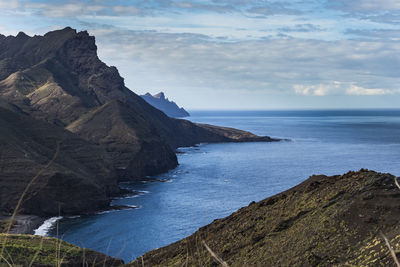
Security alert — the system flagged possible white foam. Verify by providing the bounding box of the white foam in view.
[96,210,114,215]
[34,216,62,236]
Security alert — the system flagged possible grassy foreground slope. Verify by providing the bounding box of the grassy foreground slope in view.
[130,170,400,266]
[0,234,124,266]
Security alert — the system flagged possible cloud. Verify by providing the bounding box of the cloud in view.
[0,0,19,9]
[0,0,307,18]
[88,29,400,98]
[327,0,400,25]
[293,82,342,96]
[294,82,394,96]
[346,29,400,41]
[247,3,302,16]
[328,0,400,12]
[0,0,149,17]
[346,85,393,95]
[171,2,237,13]
[279,23,324,33]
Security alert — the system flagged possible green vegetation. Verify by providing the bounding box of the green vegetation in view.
[0,234,124,266]
[0,221,9,233]
[130,170,400,266]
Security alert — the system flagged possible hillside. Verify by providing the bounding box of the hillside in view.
[131,170,400,266]
[141,92,190,117]
[0,28,278,215]
[0,234,124,266]
[0,102,118,215]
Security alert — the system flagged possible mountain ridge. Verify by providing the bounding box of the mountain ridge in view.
[141,91,190,118]
[0,27,279,216]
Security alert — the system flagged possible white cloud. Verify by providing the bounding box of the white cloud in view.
[328,0,400,12]
[90,29,400,99]
[0,0,19,9]
[293,82,343,96]
[346,85,393,95]
[294,82,395,96]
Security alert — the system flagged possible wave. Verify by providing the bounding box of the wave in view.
[34,216,63,236]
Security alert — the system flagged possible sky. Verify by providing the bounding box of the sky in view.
[0,0,399,110]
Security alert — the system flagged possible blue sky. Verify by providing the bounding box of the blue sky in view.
[0,0,399,109]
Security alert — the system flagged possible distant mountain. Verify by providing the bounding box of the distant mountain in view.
[141,92,190,117]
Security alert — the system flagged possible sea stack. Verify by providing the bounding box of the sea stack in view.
[141,92,190,118]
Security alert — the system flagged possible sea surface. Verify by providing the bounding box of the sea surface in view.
[47,110,400,262]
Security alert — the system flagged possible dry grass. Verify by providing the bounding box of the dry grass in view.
[0,142,60,265]
[380,176,400,267]
[202,240,229,267]
[381,232,400,267]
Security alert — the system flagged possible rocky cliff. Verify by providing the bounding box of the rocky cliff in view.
[0,28,278,216]
[141,92,190,117]
[131,170,400,266]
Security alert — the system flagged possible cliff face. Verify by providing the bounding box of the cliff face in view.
[141,92,190,118]
[0,28,278,215]
[131,170,400,266]
[0,102,118,215]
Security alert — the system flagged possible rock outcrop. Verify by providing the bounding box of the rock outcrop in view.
[141,92,190,117]
[0,28,279,215]
[131,170,400,266]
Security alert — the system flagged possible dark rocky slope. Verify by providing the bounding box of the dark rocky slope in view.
[130,170,400,266]
[141,92,190,117]
[0,102,118,215]
[0,28,278,215]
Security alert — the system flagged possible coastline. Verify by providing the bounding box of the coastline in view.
[5,140,281,237]
[0,215,45,235]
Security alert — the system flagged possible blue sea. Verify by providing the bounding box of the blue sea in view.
[47,110,400,262]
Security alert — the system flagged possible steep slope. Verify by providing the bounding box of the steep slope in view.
[141,92,190,117]
[0,102,119,215]
[131,170,400,266]
[0,27,279,182]
[0,234,124,266]
[66,100,178,180]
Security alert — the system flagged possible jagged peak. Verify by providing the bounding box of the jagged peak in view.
[2,27,83,42]
[43,27,77,38]
[154,92,165,99]
[16,31,30,38]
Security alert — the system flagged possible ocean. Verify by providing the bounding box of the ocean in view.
[46,110,400,262]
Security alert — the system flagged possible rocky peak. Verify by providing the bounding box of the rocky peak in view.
[43,27,77,38]
[141,91,190,118]
[154,92,165,99]
[16,32,29,39]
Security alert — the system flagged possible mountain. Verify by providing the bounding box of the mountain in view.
[131,170,400,266]
[141,92,190,117]
[0,28,279,216]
